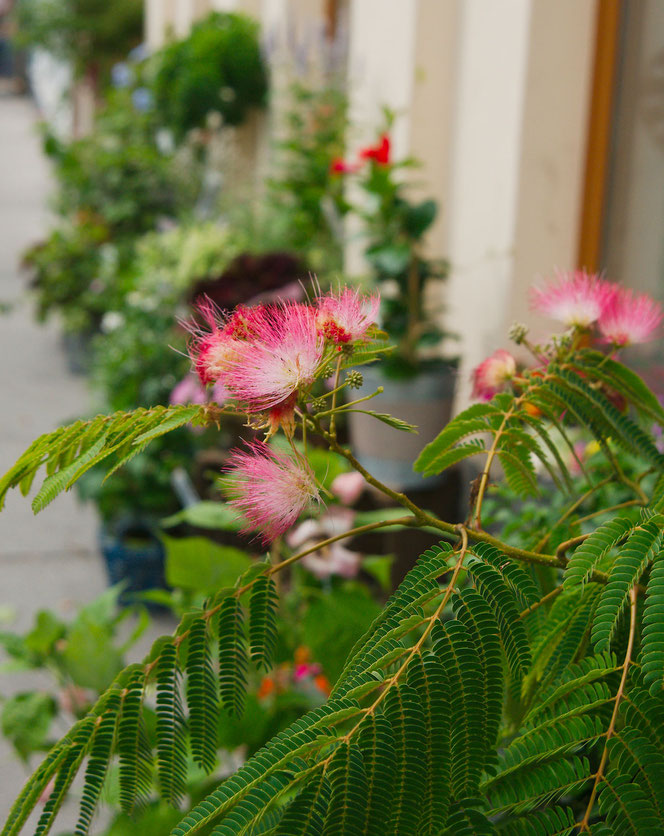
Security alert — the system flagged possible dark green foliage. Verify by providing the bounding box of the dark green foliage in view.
[155,641,188,806]
[249,576,279,671]
[152,13,268,139]
[218,596,248,717]
[186,617,218,773]
[592,518,663,652]
[323,743,368,836]
[5,348,664,833]
[75,694,120,834]
[563,517,634,591]
[117,670,151,814]
[356,714,396,836]
[640,548,664,694]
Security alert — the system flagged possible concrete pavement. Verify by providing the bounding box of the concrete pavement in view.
[0,92,104,828]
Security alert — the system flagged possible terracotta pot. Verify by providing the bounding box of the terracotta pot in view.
[347,362,457,490]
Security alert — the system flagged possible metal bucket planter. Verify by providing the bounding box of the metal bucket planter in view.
[347,362,457,491]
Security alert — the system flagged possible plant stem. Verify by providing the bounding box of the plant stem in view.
[329,355,343,440]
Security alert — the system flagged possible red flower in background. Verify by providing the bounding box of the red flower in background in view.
[359,133,391,165]
[330,157,359,174]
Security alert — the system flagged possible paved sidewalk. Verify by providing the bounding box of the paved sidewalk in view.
[0,94,103,825]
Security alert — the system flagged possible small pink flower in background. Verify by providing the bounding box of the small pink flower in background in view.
[316,287,380,345]
[472,349,517,401]
[530,270,616,327]
[287,507,361,579]
[331,471,366,505]
[225,442,320,544]
[170,375,207,405]
[598,287,663,346]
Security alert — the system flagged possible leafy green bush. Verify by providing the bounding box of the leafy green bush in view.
[14,0,143,83]
[152,12,268,140]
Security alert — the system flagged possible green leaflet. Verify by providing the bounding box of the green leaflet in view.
[156,640,187,806]
[640,548,664,694]
[74,693,120,835]
[249,576,279,671]
[322,743,368,836]
[218,596,248,717]
[0,404,204,512]
[186,617,218,773]
[356,714,396,836]
[592,519,664,653]
[563,517,634,591]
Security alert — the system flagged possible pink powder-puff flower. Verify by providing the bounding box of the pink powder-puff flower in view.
[316,287,380,345]
[225,442,320,544]
[220,303,325,412]
[530,270,616,328]
[331,471,366,505]
[598,287,663,346]
[471,349,517,401]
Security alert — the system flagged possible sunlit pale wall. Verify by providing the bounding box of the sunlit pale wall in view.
[144,0,598,408]
[344,0,597,407]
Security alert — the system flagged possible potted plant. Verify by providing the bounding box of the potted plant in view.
[335,114,456,488]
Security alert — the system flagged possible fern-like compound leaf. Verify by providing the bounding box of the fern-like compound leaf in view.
[74,693,120,835]
[453,589,504,751]
[432,620,486,796]
[383,681,427,835]
[322,742,369,836]
[117,668,151,815]
[156,639,188,806]
[563,517,634,591]
[592,519,663,653]
[218,596,248,716]
[186,616,218,773]
[406,653,451,833]
[249,575,279,671]
[641,547,664,694]
[273,771,330,835]
[35,717,96,836]
[356,713,396,836]
[0,404,204,512]
[466,557,531,677]
[597,768,661,835]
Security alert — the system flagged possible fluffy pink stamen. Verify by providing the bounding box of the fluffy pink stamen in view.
[471,349,516,401]
[225,442,320,543]
[316,287,380,344]
[530,270,616,328]
[598,287,663,346]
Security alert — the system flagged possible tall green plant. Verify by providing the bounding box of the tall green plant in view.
[3,274,664,834]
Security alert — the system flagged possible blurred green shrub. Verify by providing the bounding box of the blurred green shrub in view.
[152,12,268,140]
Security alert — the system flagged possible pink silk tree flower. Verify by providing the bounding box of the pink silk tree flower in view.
[330,471,366,505]
[188,301,324,414]
[530,270,616,328]
[471,349,517,401]
[170,374,207,405]
[225,442,320,544]
[316,287,380,345]
[220,303,325,412]
[598,287,663,346]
